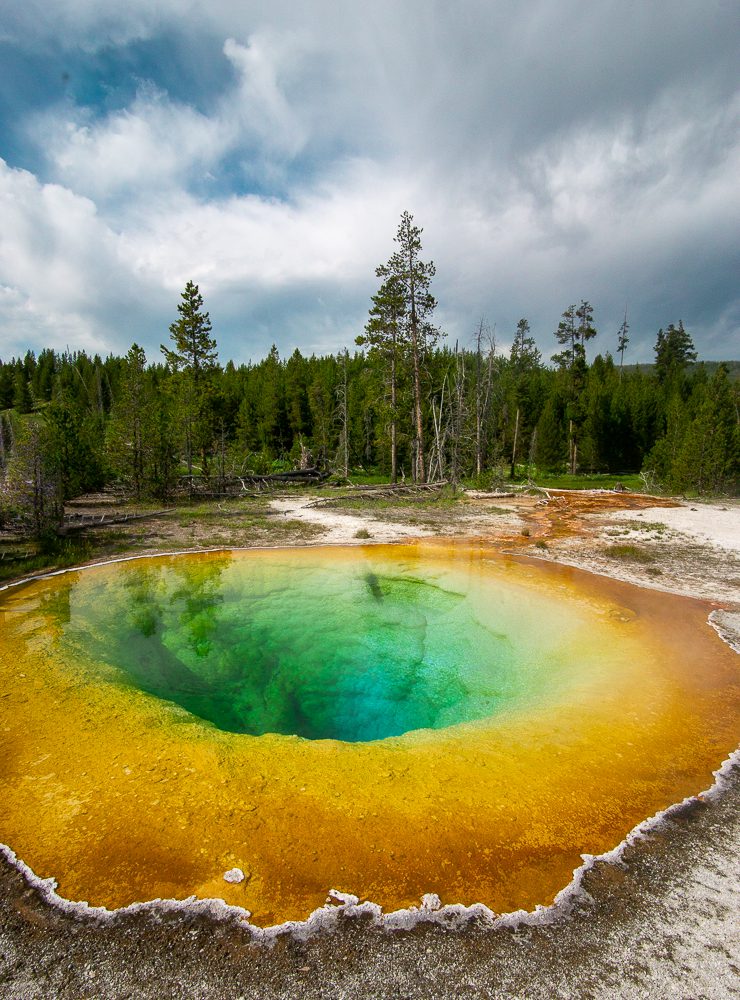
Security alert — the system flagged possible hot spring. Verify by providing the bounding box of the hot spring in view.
[54,551,584,742]
[0,543,737,926]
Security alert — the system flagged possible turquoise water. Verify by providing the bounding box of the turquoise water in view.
[55,550,575,742]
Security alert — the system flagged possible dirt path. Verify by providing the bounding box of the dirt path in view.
[267,496,437,543]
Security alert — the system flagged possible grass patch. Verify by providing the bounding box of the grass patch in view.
[626,521,668,533]
[324,491,462,516]
[268,520,325,542]
[524,473,646,492]
[0,536,94,584]
[354,527,371,539]
[602,543,656,563]
[461,471,648,494]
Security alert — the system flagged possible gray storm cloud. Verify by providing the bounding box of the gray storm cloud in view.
[0,0,737,362]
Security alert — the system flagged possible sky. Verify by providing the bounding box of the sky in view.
[0,0,738,366]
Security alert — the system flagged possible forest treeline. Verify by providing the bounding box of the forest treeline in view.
[0,213,738,535]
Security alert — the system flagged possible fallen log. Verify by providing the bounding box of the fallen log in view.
[177,468,330,493]
[304,481,449,508]
[58,509,176,534]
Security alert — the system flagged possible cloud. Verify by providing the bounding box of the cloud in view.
[223,34,310,158]
[418,88,740,358]
[0,152,415,363]
[27,29,320,206]
[0,161,109,310]
[32,87,230,203]
[120,157,414,288]
[0,159,168,358]
[0,1,738,364]
[0,0,167,52]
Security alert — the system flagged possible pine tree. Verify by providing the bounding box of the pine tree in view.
[255,345,289,458]
[356,274,406,481]
[106,345,175,498]
[148,369,178,499]
[535,394,567,471]
[575,301,597,354]
[508,318,540,477]
[667,365,738,493]
[12,366,33,413]
[617,308,630,379]
[552,301,597,473]
[32,348,56,403]
[161,281,219,477]
[43,392,104,503]
[552,304,578,370]
[335,349,350,478]
[580,355,615,471]
[284,349,311,443]
[0,417,60,534]
[161,281,218,378]
[654,321,697,384]
[308,359,336,468]
[376,212,438,482]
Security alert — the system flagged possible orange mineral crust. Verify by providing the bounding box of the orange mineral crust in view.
[0,543,737,927]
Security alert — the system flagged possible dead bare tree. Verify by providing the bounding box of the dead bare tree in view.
[474,319,496,477]
[428,373,449,483]
[450,342,467,484]
[334,348,350,478]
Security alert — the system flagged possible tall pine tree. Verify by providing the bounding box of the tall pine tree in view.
[161,281,219,477]
[376,212,438,482]
[356,274,406,482]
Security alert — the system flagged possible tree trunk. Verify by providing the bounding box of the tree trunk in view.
[474,321,495,477]
[410,305,425,483]
[475,320,484,477]
[510,406,520,479]
[390,348,397,484]
[568,419,575,475]
[339,350,349,478]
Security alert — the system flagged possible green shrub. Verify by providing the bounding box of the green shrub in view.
[603,544,655,563]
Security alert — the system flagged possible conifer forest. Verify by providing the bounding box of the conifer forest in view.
[1,213,738,537]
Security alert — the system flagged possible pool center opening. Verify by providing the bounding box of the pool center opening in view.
[59,557,538,742]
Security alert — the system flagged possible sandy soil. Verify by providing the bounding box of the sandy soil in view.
[270,491,529,544]
[1,488,738,998]
[268,496,439,543]
[526,496,740,605]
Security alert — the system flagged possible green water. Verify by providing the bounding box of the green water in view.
[54,551,575,742]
